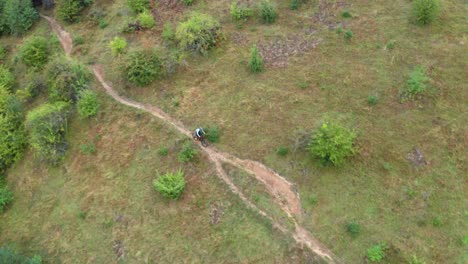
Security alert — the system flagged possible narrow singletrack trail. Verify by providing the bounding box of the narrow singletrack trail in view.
[42,15,340,263]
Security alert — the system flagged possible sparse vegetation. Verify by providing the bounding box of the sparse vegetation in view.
[178,142,197,162]
[109,36,127,56]
[80,142,95,155]
[259,0,277,24]
[19,36,49,68]
[175,13,221,54]
[249,45,263,73]
[309,122,356,165]
[76,89,99,118]
[124,51,162,86]
[400,66,429,101]
[412,0,440,25]
[153,169,186,199]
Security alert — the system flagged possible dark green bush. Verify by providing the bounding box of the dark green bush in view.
[341,10,352,18]
[309,122,356,165]
[158,146,168,156]
[127,0,149,13]
[1,0,38,36]
[400,66,429,101]
[98,19,108,28]
[412,0,440,25]
[276,146,289,156]
[153,169,186,199]
[0,65,14,89]
[19,36,49,68]
[47,58,91,102]
[367,95,379,105]
[344,30,353,39]
[206,126,220,143]
[290,0,300,10]
[124,51,162,86]
[259,0,277,24]
[137,9,155,29]
[346,221,361,237]
[175,13,221,55]
[0,247,42,263]
[73,35,84,45]
[77,89,99,118]
[178,142,197,162]
[0,185,14,213]
[230,2,253,21]
[25,102,70,164]
[366,243,387,262]
[57,0,86,23]
[181,0,194,6]
[249,45,263,73]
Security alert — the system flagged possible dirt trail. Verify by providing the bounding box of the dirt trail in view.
[42,15,340,263]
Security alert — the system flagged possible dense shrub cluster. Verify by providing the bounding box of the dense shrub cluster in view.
[0,0,38,36]
[249,45,263,73]
[25,102,70,164]
[57,0,93,23]
[230,2,253,21]
[124,51,162,86]
[127,0,149,13]
[47,58,91,102]
[19,36,50,68]
[412,0,440,25]
[259,0,277,24]
[309,122,356,165]
[0,86,25,173]
[176,13,221,55]
[77,89,99,118]
[153,170,186,199]
[0,247,42,263]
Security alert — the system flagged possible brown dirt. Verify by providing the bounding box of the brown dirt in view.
[42,14,341,263]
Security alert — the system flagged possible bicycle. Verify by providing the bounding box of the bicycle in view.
[192,132,208,147]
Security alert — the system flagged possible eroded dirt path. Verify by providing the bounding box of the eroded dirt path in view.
[43,15,340,263]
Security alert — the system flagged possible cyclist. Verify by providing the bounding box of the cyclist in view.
[194,127,206,140]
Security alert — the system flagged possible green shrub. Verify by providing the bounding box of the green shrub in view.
[366,243,387,262]
[432,216,442,227]
[400,66,429,101]
[80,142,95,154]
[1,0,38,35]
[290,0,300,10]
[137,9,155,29]
[162,22,175,42]
[206,126,220,143]
[276,146,288,156]
[127,0,149,13]
[309,122,356,165]
[77,89,99,118]
[98,19,108,28]
[18,76,45,102]
[178,142,197,162]
[153,169,186,199]
[412,0,440,25]
[19,36,49,68]
[73,35,84,45]
[175,13,221,55]
[0,247,42,263]
[0,115,26,173]
[181,0,194,6]
[57,0,88,23]
[0,86,23,123]
[0,186,13,213]
[249,45,263,73]
[109,36,127,56]
[346,221,361,237]
[259,0,277,24]
[386,40,395,50]
[341,10,352,18]
[409,255,426,264]
[124,51,162,86]
[47,58,91,102]
[344,30,353,39]
[367,95,379,105]
[0,65,14,89]
[25,102,70,164]
[0,47,5,60]
[230,2,253,21]
[158,146,168,156]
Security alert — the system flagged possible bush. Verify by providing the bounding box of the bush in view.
[137,9,155,29]
[127,0,149,13]
[341,10,352,18]
[47,58,91,102]
[77,89,99,118]
[230,2,253,21]
[73,35,84,45]
[276,146,289,156]
[249,45,263,73]
[153,169,186,199]
[98,19,108,28]
[175,13,221,55]
[0,114,26,173]
[178,142,197,162]
[0,186,13,213]
[206,126,220,143]
[0,47,6,60]
[181,0,194,6]
[259,0,277,24]
[109,36,127,56]
[412,0,440,25]
[409,255,426,264]
[80,142,95,154]
[162,22,175,42]
[0,65,14,89]
[432,216,442,227]
[124,51,162,86]
[400,66,429,101]
[346,221,361,237]
[57,0,90,23]
[366,243,387,262]
[25,102,70,164]
[309,122,356,165]
[367,95,379,105]
[158,146,168,156]
[19,36,49,68]
[344,30,353,39]
[0,247,42,264]
[290,0,300,10]
[17,76,45,102]
[1,0,38,35]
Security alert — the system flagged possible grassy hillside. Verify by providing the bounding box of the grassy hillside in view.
[1,0,467,263]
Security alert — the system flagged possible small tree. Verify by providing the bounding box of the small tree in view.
[309,122,356,165]
[25,102,70,164]
[153,169,186,199]
[412,0,440,25]
[2,0,38,35]
[56,0,91,23]
[176,13,221,55]
[259,0,277,24]
[109,36,127,56]
[249,45,263,73]
[19,36,50,68]
[124,51,162,86]
[47,58,91,102]
[77,89,99,118]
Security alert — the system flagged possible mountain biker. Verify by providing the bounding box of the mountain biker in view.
[195,127,206,140]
